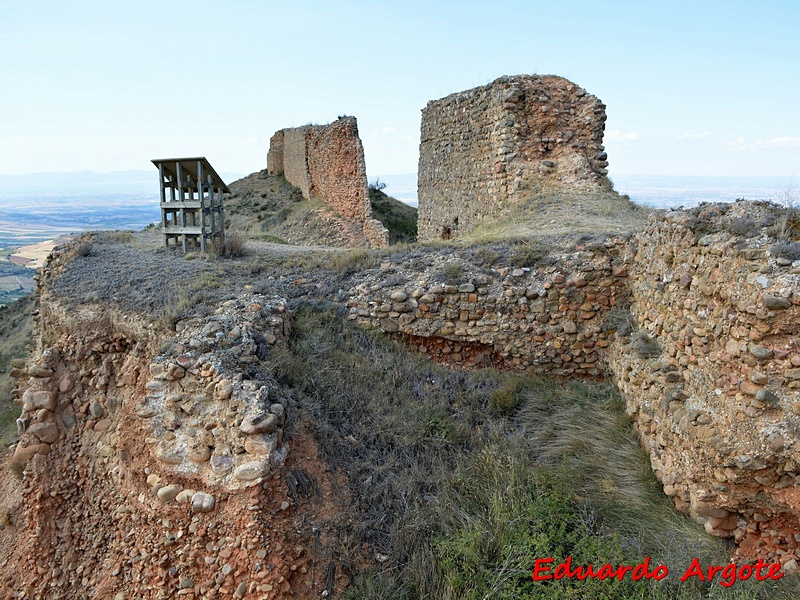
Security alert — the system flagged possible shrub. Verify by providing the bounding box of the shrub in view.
[728,217,758,238]
[508,240,546,268]
[9,459,25,481]
[210,232,247,258]
[772,241,800,260]
[327,249,380,275]
[368,178,387,192]
[469,245,505,267]
[439,260,464,283]
[771,208,800,241]
[602,306,636,337]
[489,378,525,416]
[75,242,92,257]
[631,330,661,359]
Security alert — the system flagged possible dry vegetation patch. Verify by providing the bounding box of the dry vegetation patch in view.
[265,308,800,599]
[463,187,650,250]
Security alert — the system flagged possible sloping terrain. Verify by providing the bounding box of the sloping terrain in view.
[0,294,35,445]
[224,172,417,248]
[2,199,800,598]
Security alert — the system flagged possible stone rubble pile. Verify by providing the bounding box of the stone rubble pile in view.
[138,294,291,491]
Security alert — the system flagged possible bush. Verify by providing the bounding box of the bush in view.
[489,378,525,416]
[728,217,758,238]
[603,306,636,337]
[210,232,247,258]
[631,330,661,359]
[772,208,800,241]
[772,241,800,261]
[508,240,546,268]
[439,260,464,283]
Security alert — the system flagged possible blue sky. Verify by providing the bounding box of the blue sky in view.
[2,0,799,182]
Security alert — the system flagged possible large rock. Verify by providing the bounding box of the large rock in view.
[28,421,59,444]
[191,492,216,513]
[233,460,268,482]
[22,390,56,413]
[239,412,279,435]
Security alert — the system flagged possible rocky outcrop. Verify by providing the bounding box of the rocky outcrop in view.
[267,117,389,248]
[2,243,344,599]
[417,75,608,241]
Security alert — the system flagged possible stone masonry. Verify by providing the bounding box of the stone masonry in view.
[267,116,388,248]
[347,200,800,564]
[418,75,608,241]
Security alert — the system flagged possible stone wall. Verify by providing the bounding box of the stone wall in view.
[417,75,608,241]
[346,201,800,563]
[346,242,630,377]
[282,127,313,200]
[266,117,388,247]
[607,202,800,562]
[266,129,284,178]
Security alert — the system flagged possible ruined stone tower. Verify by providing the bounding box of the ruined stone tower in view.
[417,75,608,241]
[267,116,388,248]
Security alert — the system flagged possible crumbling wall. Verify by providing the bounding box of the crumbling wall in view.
[417,75,608,241]
[266,129,284,177]
[347,201,800,563]
[3,243,328,598]
[347,242,630,377]
[266,117,388,247]
[607,202,800,562]
[282,127,313,200]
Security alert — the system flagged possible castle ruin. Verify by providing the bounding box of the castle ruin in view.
[267,116,388,248]
[417,75,609,241]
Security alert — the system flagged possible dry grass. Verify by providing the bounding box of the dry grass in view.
[462,188,651,248]
[210,232,248,258]
[266,308,799,599]
[631,329,662,359]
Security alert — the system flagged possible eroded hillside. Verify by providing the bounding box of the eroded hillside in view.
[3,200,800,598]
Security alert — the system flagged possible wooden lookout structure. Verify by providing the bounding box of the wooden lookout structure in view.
[152,157,229,252]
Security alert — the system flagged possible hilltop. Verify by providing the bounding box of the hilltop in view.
[224,170,417,248]
[1,194,800,598]
[2,73,800,599]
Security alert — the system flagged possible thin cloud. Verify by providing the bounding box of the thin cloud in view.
[677,131,711,140]
[605,130,639,142]
[724,136,800,152]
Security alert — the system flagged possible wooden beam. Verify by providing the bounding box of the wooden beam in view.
[197,160,206,252]
[218,187,225,243]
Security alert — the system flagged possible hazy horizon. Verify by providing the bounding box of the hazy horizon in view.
[2,2,798,179]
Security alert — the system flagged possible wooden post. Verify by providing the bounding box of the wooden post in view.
[177,162,187,252]
[198,160,207,252]
[159,163,168,247]
[218,187,225,243]
[208,174,216,242]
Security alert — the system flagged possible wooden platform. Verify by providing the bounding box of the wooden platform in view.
[152,157,229,253]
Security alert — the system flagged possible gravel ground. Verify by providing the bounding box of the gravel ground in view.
[50,230,387,322]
